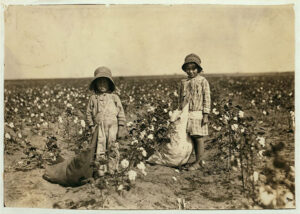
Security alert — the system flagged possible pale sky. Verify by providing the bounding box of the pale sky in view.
[4,4,295,79]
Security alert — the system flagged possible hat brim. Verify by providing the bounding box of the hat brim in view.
[182,62,203,71]
[89,76,115,92]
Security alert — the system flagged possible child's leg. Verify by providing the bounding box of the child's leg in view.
[104,122,118,174]
[95,123,108,177]
[104,122,118,152]
[194,136,205,163]
[189,135,205,170]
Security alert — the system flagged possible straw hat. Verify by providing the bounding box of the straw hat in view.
[181,53,202,71]
[89,66,115,92]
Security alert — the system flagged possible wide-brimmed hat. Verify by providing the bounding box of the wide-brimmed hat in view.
[182,53,202,71]
[89,66,115,92]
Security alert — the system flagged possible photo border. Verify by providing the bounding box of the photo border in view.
[0,0,298,214]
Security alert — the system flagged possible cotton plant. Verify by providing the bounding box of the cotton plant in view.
[209,96,277,200]
[245,141,296,209]
[62,105,87,141]
[124,99,174,168]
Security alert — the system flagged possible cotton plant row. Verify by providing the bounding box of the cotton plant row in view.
[249,140,295,209]
[76,141,149,196]
[4,76,294,207]
[4,78,178,138]
[4,127,62,170]
[56,103,159,195]
[4,84,89,129]
[209,96,295,208]
[4,86,88,167]
[4,83,164,193]
[219,76,294,112]
[86,96,176,195]
[52,159,148,209]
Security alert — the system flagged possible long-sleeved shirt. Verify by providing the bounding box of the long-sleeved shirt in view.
[86,93,126,127]
[179,74,211,114]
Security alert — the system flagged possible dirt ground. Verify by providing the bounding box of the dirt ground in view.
[3,112,294,210]
[3,126,252,210]
[4,160,252,209]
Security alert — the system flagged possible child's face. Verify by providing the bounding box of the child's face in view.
[184,63,198,78]
[95,78,110,93]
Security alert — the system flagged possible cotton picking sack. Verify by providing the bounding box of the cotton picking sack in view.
[147,104,193,167]
[43,126,99,187]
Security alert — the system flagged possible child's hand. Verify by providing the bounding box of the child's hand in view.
[202,114,208,126]
[117,125,128,139]
[170,109,182,122]
[87,125,96,134]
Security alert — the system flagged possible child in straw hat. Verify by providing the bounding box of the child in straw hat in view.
[86,66,127,176]
[179,54,211,171]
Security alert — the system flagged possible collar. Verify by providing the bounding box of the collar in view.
[96,93,108,100]
[187,74,200,81]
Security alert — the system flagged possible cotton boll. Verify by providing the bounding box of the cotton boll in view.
[283,192,295,208]
[8,122,14,128]
[259,186,276,207]
[5,133,11,140]
[139,148,147,157]
[18,133,22,138]
[257,137,266,147]
[117,184,124,191]
[258,150,265,158]
[147,134,154,140]
[121,159,129,169]
[253,171,259,183]
[127,121,134,127]
[137,162,146,171]
[149,125,154,131]
[130,139,138,145]
[128,170,137,181]
[212,108,219,115]
[231,124,238,131]
[80,120,86,128]
[232,166,238,172]
[137,162,147,175]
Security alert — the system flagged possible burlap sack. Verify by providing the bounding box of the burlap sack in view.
[147,104,193,167]
[43,126,98,186]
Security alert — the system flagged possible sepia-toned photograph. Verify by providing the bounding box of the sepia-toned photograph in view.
[1,1,296,211]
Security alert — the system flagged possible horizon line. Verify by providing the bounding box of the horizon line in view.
[3,70,295,81]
